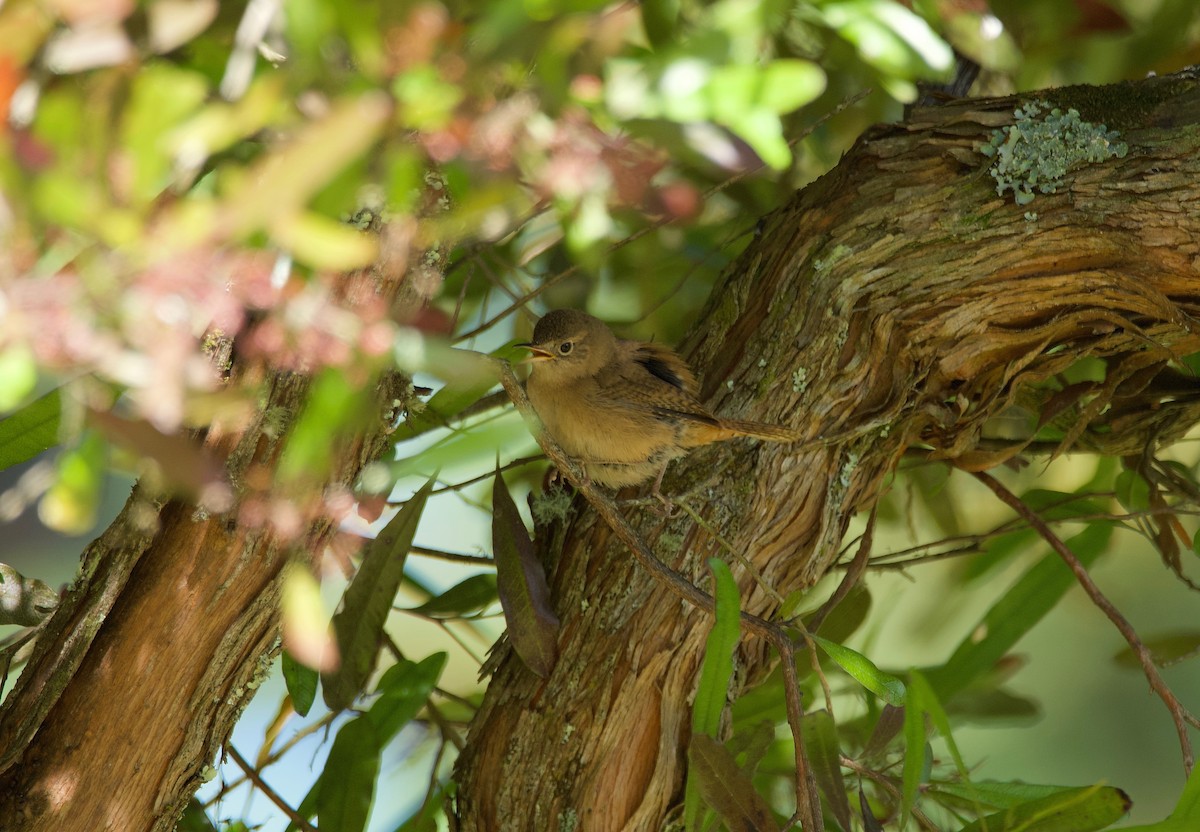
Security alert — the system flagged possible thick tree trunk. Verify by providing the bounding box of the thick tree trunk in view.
[453,73,1200,830]
[0,246,432,831]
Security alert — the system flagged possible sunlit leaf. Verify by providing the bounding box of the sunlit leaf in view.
[272,211,380,271]
[322,477,434,711]
[206,91,391,242]
[811,634,906,705]
[492,466,559,678]
[278,369,375,487]
[282,564,337,674]
[0,387,61,471]
[39,432,106,534]
[119,62,209,206]
[0,344,37,410]
[685,558,743,831]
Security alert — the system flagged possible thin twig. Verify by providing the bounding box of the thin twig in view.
[498,361,824,832]
[409,545,495,565]
[228,744,318,832]
[808,507,876,632]
[839,756,941,832]
[973,470,1198,774]
[430,455,545,496]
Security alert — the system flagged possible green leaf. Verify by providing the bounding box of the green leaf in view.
[807,584,872,643]
[492,466,559,678]
[955,784,1130,832]
[640,0,680,48]
[0,388,62,472]
[1113,631,1200,669]
[0,344,38,411]
[40,431,106,535]
[802,710,852,831]
[685,558,743,831]
[811,634,906,706]
[214,91,392,241]
[408,574,498,618]
[322,477,434,710]
[365,652,448,743]
[119,62,209,206]
[317,717,380,832]
[924,524,1109,700]
[758,59,827,113]
[272,211,379,271]
[278,368,374,486]
[177,799,219,832]
[282,651,319,717]
[1115,469,1151,512]
[1121,761,1200,831]
[900,695,926,830]
[693,559,742,736]
[931,781,1108,811]
[688,734,781,832]
[908,670,983,819]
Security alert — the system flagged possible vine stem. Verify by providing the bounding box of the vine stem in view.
[972,470,1197,774]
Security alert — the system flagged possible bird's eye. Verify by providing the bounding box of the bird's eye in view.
[558,342,573,355]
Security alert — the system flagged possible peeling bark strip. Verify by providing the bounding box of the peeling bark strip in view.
[454,73,1200,830]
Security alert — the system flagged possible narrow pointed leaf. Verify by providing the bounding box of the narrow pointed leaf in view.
[408,574,498,618]
[492,467,559,678]
[955,785,1130,832]
[811,634,905,705]
[901,698,925,830]
[1120,761,1200,830]
[366,652,447,743]
[686,558,742,830]
[317,717,380,832]
[281,651,318,717]
[925,524,1109,701]
[802,709,852,831]
[689,734,781,832]
[322,477,434,710]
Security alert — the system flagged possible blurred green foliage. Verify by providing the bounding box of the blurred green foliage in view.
[2,0,1200,830]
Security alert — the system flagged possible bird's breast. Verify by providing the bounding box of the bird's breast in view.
[526,374,680,465]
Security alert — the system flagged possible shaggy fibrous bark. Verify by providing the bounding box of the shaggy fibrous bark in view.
[453,72,1200,830]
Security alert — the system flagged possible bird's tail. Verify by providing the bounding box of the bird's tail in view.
[714,418,803,443]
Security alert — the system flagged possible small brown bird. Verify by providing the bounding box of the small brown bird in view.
[520,309,799,492]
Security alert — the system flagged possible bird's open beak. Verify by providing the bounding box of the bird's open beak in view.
[516,343,555,363]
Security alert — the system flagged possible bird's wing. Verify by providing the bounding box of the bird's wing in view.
[630,341,701,396]
[596,341,719,426]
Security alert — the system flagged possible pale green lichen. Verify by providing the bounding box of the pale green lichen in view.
[979,101,1127,207]
[558,808,579,832]
[792,367,809,394]
[838,451,859,488]
[814,243,852,274]
[531,487,574,524]
[658,530,684,557]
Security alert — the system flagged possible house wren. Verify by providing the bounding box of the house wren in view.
[520,309,799,492]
